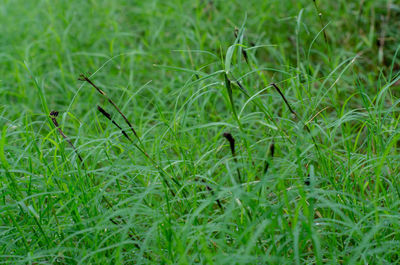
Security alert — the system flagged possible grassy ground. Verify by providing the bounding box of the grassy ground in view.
[1,0,400,264]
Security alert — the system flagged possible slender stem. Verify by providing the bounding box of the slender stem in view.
[50,111,84,164]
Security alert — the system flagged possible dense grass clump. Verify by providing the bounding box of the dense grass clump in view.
[1,0,400,264]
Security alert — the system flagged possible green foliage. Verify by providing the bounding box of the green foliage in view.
[1,0,400,264]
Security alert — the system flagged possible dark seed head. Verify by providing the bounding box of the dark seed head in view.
[97,105,112,120]
[78,74,86,81]
[305,174,311,186]
[223,132,234,142]
[223,132,236,156]
[234,27,239,38]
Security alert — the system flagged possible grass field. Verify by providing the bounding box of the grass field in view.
[1,0,400,264]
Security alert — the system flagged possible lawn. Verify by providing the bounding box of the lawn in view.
[1,0,400,264]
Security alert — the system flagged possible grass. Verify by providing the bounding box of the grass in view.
[1,0,400,264]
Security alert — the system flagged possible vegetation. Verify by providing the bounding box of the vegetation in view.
[1,0,399,264]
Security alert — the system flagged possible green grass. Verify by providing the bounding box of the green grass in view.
[1,0,400,264]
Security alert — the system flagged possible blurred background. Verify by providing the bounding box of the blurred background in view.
[1,0,399,121]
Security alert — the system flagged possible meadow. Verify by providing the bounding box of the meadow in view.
[1,0,400,264]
